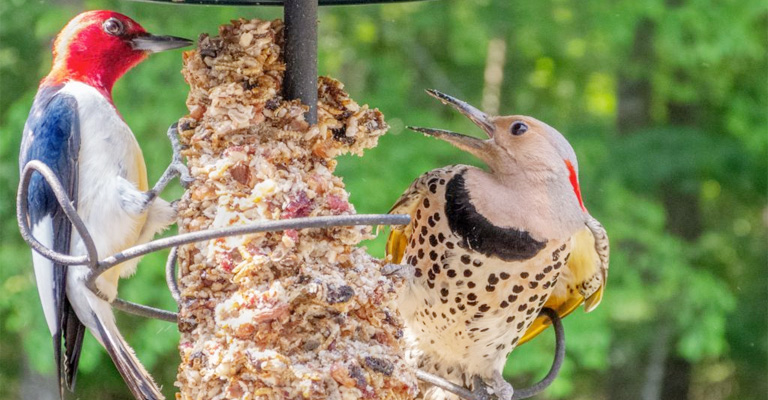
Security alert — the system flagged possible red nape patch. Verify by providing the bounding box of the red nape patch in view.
[564,159,586,212]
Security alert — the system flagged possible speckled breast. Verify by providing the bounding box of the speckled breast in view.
[398,167,571,379]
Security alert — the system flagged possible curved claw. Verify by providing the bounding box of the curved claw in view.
[173,162,194,189]
[165,122,193,188]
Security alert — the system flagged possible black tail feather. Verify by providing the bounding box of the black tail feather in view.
[63,300,85,391]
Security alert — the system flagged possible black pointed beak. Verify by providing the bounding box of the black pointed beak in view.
[424,89,495,138]
[130,34,193,53]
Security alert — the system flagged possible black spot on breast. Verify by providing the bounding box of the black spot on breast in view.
[444,173,547,261]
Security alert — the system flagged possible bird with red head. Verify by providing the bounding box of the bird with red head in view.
[20,10,191,400]
[45,10,191,96]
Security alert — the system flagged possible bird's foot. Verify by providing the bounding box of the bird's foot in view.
[381,263,414,280]
[117,176,155,215]
[166,122,193,188]
[146,124,193,201]
[471,373,514,400]
[490,371,514,400]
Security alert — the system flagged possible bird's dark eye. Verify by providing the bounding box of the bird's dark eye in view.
[510,121,528,136]
[103,18,124,36]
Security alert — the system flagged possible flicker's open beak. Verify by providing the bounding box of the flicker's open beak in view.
[408,89,495,158]
[425,89,495,138]
[130,33,193,53]
[408,126,492,157]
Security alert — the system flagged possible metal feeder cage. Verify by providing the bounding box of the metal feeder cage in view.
[17,1,566,398]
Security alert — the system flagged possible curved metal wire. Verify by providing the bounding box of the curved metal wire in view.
[113,298,178,323]
[165,247,181,304]
[512,308,565,399]
[17,159,565,400]
[17,161,98,267]
[16,160,411,321]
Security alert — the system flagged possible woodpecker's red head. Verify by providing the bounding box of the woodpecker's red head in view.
[44,10,191,96]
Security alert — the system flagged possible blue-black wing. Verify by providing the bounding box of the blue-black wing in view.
[19,86,85,397]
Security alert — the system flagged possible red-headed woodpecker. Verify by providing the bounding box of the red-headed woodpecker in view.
[19,10,192,400]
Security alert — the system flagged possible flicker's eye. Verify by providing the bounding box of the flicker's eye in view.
[103,18,124,37]
[510,121,528,136]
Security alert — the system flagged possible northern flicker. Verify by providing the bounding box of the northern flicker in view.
[387,90,609,400]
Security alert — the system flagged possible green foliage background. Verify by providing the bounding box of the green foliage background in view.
[0,0,765,399]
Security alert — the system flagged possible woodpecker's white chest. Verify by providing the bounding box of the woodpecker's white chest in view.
[398,167,570,387]
[59,81,147,267]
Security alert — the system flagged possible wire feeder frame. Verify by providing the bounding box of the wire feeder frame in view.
[17,159,565,399]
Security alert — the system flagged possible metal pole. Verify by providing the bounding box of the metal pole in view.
[284,0,318,123]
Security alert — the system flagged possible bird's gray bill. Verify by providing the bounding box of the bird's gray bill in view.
[131,34,193,53]
[408,126,490,155]
[425,89,495,138]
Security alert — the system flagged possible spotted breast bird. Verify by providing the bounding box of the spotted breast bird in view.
[18,11,191,400]
[387,90,609,400]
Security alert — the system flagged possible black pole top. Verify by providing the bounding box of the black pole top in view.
[283,0,318,123]
[124,0,432,5]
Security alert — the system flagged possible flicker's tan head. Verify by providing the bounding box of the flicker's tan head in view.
[410,89,586,212]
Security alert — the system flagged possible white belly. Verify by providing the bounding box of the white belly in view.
[60,81,147,298]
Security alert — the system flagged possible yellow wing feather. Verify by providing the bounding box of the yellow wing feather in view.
[385,192,423,264]
[518,222,608,345]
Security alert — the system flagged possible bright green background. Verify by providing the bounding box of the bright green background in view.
[1,0,765,399]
